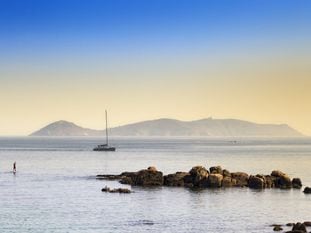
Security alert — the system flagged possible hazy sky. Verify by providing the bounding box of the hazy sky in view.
[0,0,311,135]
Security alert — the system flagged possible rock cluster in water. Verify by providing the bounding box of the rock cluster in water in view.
[271,221,311,232]
[97,165,304,190]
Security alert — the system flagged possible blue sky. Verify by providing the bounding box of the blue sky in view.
[1,0,310,60]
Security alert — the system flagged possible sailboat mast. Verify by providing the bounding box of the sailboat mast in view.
[105,110,108,145]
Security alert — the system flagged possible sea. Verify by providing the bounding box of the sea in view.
[0,137,310,233]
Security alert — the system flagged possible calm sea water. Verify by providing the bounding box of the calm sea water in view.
[0,137,311,233]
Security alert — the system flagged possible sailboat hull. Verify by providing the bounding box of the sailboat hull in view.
[93,147,116,151]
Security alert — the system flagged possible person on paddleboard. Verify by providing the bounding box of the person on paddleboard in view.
[13,162,16,174]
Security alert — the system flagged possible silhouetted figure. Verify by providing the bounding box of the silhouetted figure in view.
[13,162,16,174]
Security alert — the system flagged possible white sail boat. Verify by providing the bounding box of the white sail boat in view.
[93,110,116,151]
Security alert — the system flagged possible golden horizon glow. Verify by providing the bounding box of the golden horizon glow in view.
[1,47,310,136]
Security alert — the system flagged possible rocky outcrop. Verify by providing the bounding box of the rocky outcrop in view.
[303,187,311,194]
[120,167,164,186]
[96,166,303,191]
[164,172,189,187]
[270,222,310,232]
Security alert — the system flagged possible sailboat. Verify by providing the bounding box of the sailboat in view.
[93,110,116,151]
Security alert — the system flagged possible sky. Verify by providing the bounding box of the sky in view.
[0,0,311,135]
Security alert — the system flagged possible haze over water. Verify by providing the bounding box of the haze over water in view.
[1,137,311,233]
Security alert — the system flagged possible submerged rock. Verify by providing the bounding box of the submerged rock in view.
[101,186,131,193]
[96,174,122,180]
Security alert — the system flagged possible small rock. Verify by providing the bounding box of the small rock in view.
[303,187,311,194]
[273,225,283,231]
[287,223,295,227]
[303,221,311,227]
[292,178,302,189]
[101,186,131,193]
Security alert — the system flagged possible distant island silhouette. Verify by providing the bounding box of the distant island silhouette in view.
[30,118,303,137]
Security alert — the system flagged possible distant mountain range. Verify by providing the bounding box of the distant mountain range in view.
[30,118,304,137]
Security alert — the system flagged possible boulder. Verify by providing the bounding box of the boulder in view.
[271,170,286,177]
[222,176,234,187]
[207,174,223,188]
[210,166,223,174]
[292,222,307,232]
[303,187,311,194]
[147,166,158,172]
[164,172,189,187]
[248,175,265,189]
[222,169,231,177]
[188,166,209,187]
[264,175,275,188]
[120,167,163,186]
[279,175,292,189]
[183,174,195,188]
[231,172,249,187]
[271,170,292,189]
[292,178,302,189]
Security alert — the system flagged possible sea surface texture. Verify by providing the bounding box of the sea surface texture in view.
[0,137,310,233]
